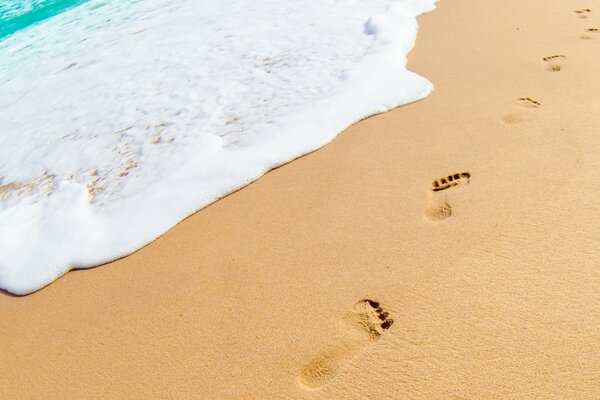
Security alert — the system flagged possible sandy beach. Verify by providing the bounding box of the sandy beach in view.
[3,0,600,398]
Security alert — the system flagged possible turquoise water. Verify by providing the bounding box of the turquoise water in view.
[0,0,90,39]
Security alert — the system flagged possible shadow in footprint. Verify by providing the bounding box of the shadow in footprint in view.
[297,299,394,390]
[424,172,471,221]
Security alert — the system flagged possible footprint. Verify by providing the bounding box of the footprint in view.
[424,172,470,221]
[574,8,592,18]
[543,54,566,72]
[502,97,541,124]
[580,27,599,40]
[297,299,394,390]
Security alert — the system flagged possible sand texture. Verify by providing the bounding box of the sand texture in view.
[3,0,600,398]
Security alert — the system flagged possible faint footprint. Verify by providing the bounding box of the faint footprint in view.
[543,54,566,72]
[502,97,541,124]
[574,8,592,18]
[424,172,471,221]
[297,299,394,390]
[580,27,599,40]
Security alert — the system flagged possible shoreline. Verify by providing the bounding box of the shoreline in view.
[0,0,434,296]
[3,0,600,398]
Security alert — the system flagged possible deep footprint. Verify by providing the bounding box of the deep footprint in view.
[297,299,394,390]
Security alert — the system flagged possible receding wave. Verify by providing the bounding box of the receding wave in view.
[0,0,436,294]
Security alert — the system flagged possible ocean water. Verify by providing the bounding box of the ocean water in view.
[0,0,436,294]
[0,0,90,39]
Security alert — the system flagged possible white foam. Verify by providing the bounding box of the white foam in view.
[0,0,436,294]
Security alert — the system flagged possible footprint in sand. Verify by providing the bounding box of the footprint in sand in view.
[580,27,599,40]
[543,54,566,72]
[574,8,592,18]
[424,172,471,221]
[502,97,541,125]
[297,299,394,390]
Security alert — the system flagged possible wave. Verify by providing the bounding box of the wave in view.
[0,0,436,294]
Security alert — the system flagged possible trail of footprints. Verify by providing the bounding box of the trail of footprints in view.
[298,299,394,390]
[479,6,596,211]
[502,6,596,123]
[299,5,597,392]
[573,8,598,39]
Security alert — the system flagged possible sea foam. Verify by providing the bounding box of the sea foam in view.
[0,0,436,294]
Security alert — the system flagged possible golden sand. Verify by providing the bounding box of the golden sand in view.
[2,0,600,398]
